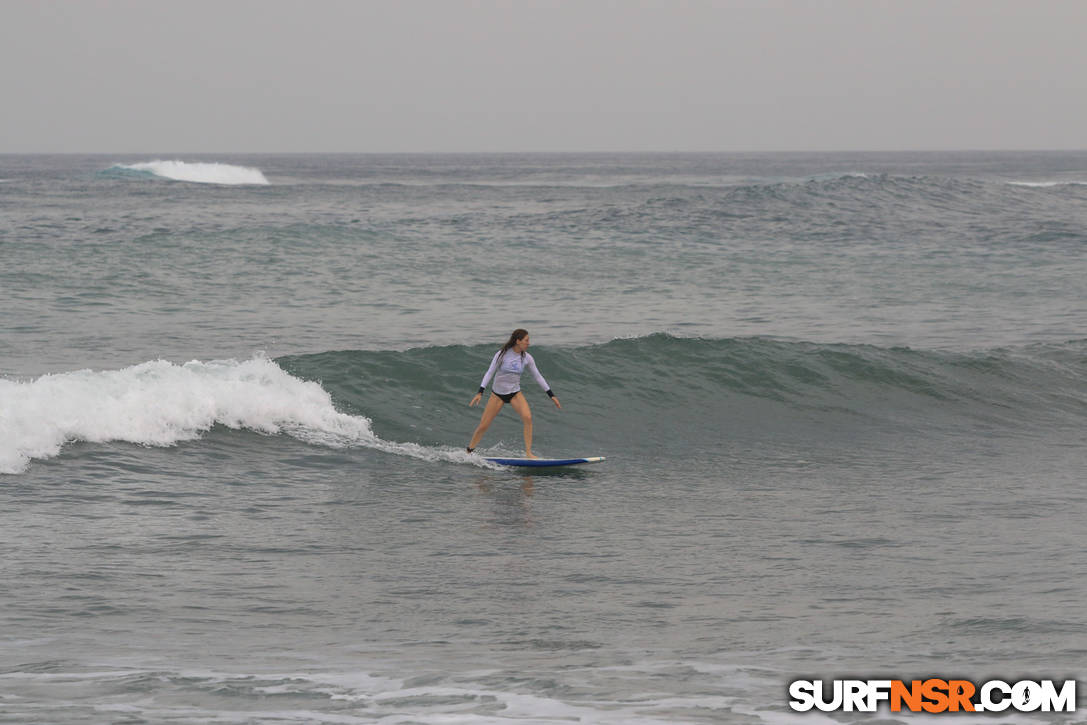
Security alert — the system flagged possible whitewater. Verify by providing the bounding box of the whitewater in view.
[1,152,1084,724]
[112,159,270,184]
[0,356,366,474]
[0,355,505,475]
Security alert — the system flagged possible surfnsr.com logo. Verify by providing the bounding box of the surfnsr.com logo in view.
[788,679,1077,713]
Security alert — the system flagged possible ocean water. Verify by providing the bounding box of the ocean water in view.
[1,152,1085,723]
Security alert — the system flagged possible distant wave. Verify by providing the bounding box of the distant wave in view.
[0,356,489,474]
[1007,180,1087,188]
[110,160,270,185]
[317,171,875,191]
[800,172,871,182]
[516,174,1000,236]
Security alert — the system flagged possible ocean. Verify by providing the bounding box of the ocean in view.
[1,152,1084,723]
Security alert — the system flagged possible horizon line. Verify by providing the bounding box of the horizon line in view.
[4,148,1087,156]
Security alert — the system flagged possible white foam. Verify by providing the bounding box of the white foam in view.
[116,160,269,185]
[1007,180,1087,187]
[0,356,495,474]
[0,659,1064,725]
[804,172,871,182]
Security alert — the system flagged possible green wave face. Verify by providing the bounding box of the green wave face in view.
[277,335,1087,456]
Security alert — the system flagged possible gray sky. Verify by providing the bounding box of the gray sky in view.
[3,0,1086,153]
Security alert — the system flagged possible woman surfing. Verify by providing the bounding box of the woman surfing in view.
[467,329,561,459]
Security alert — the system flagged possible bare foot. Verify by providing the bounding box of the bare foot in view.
[525,452,539,459]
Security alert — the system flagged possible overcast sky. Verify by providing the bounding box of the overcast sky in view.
[2,0,1086,153]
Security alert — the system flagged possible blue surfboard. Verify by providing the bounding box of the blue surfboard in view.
[485,456,606,468]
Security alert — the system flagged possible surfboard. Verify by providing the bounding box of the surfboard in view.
[484,456,606,468]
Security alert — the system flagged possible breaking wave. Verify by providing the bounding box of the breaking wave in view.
[0,356,486,474]
[110,160,270,185]
[5,336,1085,473]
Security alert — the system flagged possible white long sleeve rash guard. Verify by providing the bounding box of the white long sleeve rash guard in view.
[478,350,553,397]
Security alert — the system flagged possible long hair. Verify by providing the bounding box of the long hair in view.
[499,329,529,359]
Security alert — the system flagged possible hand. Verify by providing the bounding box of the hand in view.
[469,393,482,407]
[551,396,562,409]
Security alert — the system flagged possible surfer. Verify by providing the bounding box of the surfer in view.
[467,329,561,459]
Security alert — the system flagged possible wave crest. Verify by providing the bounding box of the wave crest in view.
[0,356,370,474]
[0,356,497,476]
[1,355,499,474]
[1007,180,1087,188]
[112,160,270,185]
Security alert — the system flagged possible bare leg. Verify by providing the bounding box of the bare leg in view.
[468,394,504,450]
[508,392,536,458]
